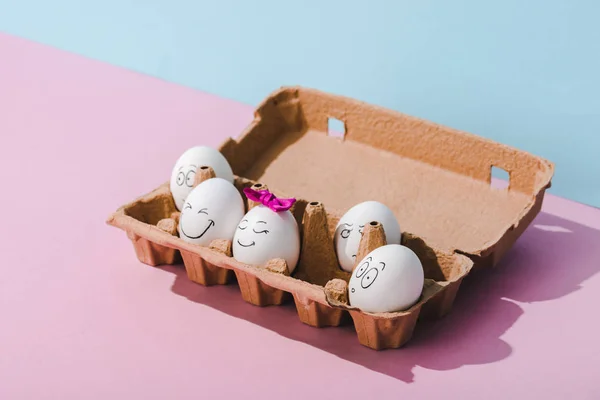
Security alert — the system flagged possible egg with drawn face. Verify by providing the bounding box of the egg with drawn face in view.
[170,146,235,211]
[178,178,245,246]
[334,201,402,272]
[348,244,424,313]
[232,205,300,273]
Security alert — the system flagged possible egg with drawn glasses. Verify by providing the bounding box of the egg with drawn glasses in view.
[170,146,235,211]
[348,244,424,313]
[334,201,402,272]
[178,178,244,246]
[232,205,300,273]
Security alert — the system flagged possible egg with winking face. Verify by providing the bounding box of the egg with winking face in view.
[178,178,244,246]
[170,146,235,211]
[232,205,300,273]
[348,244,424,313]
[335,201,402,272]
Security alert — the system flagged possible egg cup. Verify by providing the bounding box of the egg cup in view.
[108,86,553,350]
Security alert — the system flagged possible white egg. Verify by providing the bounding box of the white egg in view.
[232,205,300,273]
[178,178,245,246]
[348,244,424,313]
[170,146,235,210]
[334,201,402,272]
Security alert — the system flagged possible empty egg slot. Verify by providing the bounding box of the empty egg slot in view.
[123,189,178,226]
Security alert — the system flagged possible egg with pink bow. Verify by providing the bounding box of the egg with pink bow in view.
[232,188,300,273]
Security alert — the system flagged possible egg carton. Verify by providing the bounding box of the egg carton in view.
[107,86,554,350]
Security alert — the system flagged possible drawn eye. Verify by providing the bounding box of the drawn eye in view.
[361,268,379,289]
[197,208,208,215]
[185,170,196,187]
[379,261,386,270]
[355,258,370,278]
[176,172,185,186]
[358,225,364,234]
[238,219,248,230]
[253,228,269,234]
[341,229,352,239]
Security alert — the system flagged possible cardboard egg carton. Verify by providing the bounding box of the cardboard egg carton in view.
[107,86,554,350]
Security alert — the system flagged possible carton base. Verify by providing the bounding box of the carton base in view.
[235,270,290,306]
[293,295,348,327]
[420,279,464,319]
[181,250,233,286]
[350,309,421,350]
[127,232,181,266]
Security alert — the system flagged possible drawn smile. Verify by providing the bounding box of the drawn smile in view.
[181,219,215,239]
[236,239,256,247]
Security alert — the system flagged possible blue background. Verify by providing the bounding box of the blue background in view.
[1,0,598,206]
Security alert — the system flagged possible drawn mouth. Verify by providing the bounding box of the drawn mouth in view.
[236,239,256,248]
[181,219,215,239]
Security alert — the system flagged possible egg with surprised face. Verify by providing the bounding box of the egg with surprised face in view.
[335,201,402,272]
[170,146,235,211]
[349,244,424,313]
[233,205,300,273]
[178,178,245,246]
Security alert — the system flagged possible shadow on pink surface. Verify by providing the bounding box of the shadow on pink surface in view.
[161,211,600,383]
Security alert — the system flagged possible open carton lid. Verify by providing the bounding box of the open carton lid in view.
[220,86,554,265]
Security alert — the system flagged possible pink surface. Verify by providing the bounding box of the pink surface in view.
[1,33,599,400]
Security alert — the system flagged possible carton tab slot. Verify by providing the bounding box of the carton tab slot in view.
[491,166,510,190]
[327,117,345,139]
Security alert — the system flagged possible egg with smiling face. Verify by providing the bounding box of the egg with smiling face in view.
[178,178,245,246]
[334,201,402,272]
[170,146,235,211]
[348,244,424,313]
[232,205,300,273]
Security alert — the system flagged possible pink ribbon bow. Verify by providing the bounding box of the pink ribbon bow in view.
[243,187,296,212]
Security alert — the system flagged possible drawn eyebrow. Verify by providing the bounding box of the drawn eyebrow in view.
[358,224,365,227]
[198,208,208,214]
[189,164,197,168]
[256,221,267,224]
[379,261,386,270]
[366,257,372,261]
[342,223,353,227]
[241,219,248,223]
